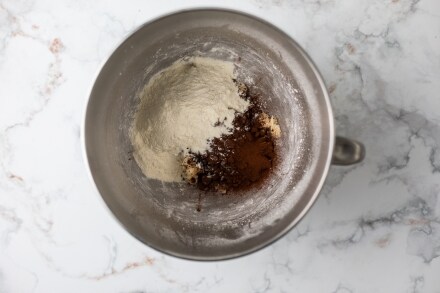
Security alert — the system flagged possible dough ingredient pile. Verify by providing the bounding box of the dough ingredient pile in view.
[131,57,281,193]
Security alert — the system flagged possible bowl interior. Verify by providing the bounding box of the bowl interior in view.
[84,9,333,260]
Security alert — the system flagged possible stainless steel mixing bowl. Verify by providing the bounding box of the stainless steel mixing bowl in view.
[83,9,364,260]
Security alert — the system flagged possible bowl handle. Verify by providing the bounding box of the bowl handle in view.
[332,136,365,165]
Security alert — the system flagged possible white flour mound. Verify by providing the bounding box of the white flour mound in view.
[131,57,249,182]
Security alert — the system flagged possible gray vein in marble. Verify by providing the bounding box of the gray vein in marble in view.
[381,110,440,174]
[324,56,440,196]
[270,252,294,274]
[103,236,118,276]
[317,196,439,255]
[409,276,424,293]
[24,265,39,293]
[407,222,440,263]
[320,165,359,199]
[0,3,67,150]
[286,224,310,242]
[3,37,64,134]
[0,206,22,245]
[331,284,354,293]
[0,2,46,60]
[409,0,421,13]
[325,226,364,250]
[252,272,272,293]
[91,12,133,59]
[377,145,412,174]
[83,256,157,281]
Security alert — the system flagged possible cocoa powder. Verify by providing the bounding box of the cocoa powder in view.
[187,88,278,193]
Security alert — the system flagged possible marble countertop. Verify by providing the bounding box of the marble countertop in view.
[1,0,439,292]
